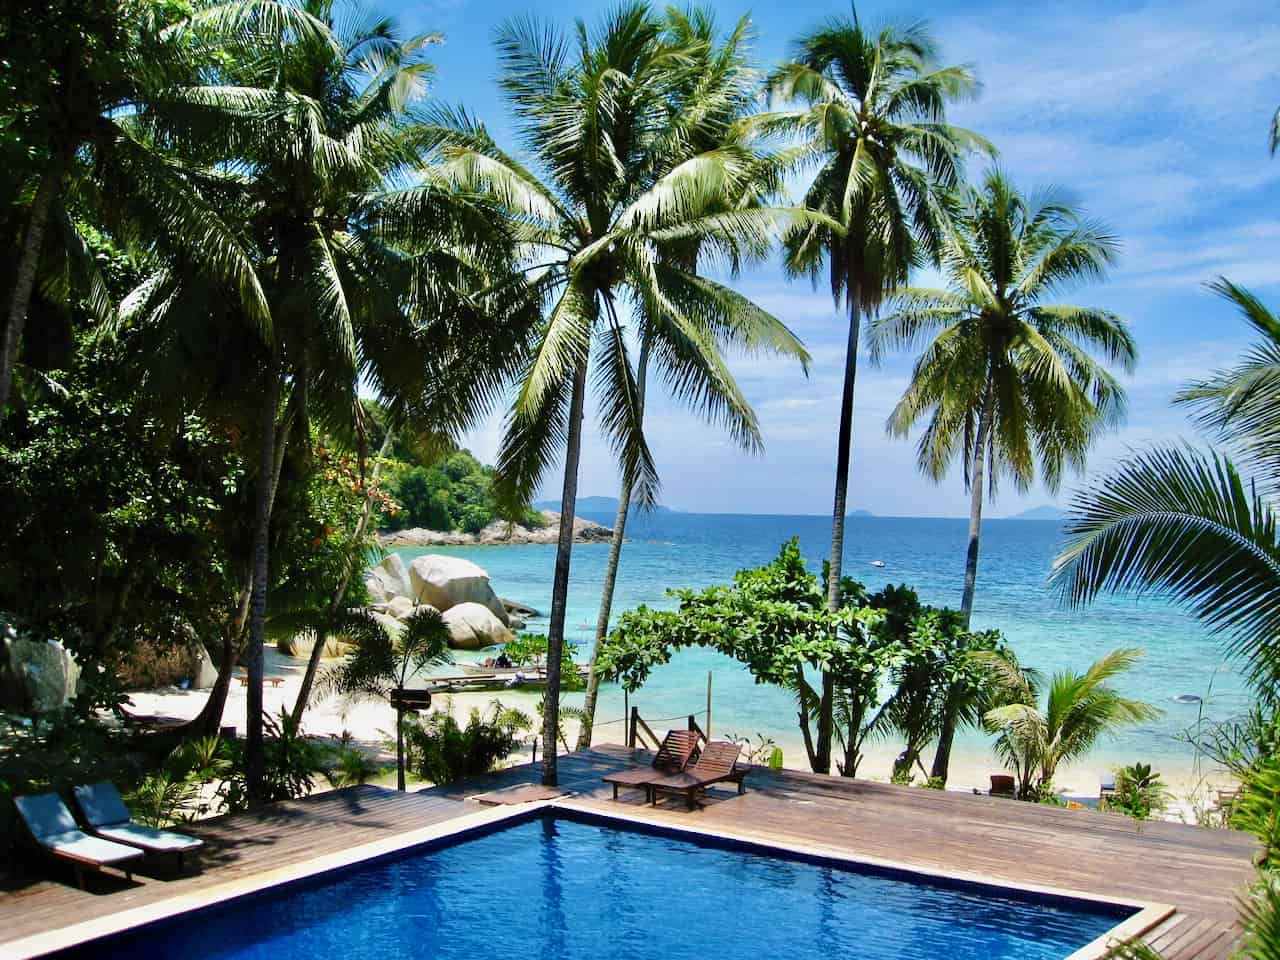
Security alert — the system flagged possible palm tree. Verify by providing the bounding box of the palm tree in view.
[574,8,810,751]
[428,2,814,785]
[314,607,452,791]
[760,14,986,773]
[1,0,268,414]
[982,648,1159,800]
[121,0,531,799]
[1052,280,1280,699]
[867,170,1136,783]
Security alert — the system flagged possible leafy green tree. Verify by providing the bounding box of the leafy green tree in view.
[760,14,986,773]
[1052,281,1280,698]
[868,170,1135,783]
[981,648,1159,800]
[314,607,452,791]
[429,2,812,785]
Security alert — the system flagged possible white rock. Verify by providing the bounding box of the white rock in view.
[372,612,406,637]
[408,555,509,625]
[363,573,390,605]
[364,553,413,604]
[385,596,417,620]
[191,644,219,689]
[441,602,513,650]
[3,638,80,712]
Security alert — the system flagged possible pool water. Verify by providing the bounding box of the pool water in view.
[55,812,1133,960]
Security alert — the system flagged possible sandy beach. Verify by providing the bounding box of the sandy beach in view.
[123,646,1236,822]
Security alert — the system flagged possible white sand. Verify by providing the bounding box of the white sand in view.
[124,646,1237,820]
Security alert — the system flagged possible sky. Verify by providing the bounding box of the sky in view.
[393,0,1280,517]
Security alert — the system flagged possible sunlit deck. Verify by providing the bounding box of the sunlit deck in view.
[1,744,1258,960]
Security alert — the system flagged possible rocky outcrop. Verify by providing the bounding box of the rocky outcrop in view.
[1,635,81,712]
[379,510,612,548]
[364,553,413,605]
[408,555,509,625]
[441,603,512,650]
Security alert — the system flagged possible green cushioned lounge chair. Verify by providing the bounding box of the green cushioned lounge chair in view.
[74,782,204,868]
[14,792,143,889]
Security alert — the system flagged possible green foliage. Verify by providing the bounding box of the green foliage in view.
[402,701,530,785]
[502,633,582,690]
[601,539,1009,778]
[323,741,385,789]
[218,711,326,812]
[1232,753,1280,870]
[725,732,780,766]
[382,451,543,533]
[1101,763,1171,822]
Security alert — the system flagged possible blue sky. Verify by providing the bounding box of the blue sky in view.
[397,0,1280,517]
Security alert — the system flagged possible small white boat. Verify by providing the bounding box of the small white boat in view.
[870,560,886,568]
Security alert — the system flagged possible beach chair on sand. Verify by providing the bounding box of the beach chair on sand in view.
[647,740,745,810]
[13,793,143,889]
[602,729,701,801]
[74,782,204,868]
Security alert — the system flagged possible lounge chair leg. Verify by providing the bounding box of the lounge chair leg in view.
[612,784,618,801]
[178,852,184,870]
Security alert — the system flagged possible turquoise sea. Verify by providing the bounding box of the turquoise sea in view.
[394,512,1248,790]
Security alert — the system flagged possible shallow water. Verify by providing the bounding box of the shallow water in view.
[397,512,1249,782]
[59,814,1130,960]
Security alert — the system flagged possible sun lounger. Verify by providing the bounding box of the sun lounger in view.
[647,740,744,809]
[602,729,701,801]
[13,793,143,889]
[74,782,204,867]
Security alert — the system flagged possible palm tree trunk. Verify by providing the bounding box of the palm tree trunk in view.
[395,705,406,792]
[541,357,589,787]
[1,168,60,414]
[576,337,651,750]
[245,367,281,807]
[290,428,395,726]
[819,288,862,775]
[929,382,995,784]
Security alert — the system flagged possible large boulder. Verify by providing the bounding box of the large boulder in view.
[364,553,413,604]
[442,602,513,650]
[385,596,417,620]
[2,637,80,712]
[191,643,219,689]
[371,611,406,637]
[408,555,509,625]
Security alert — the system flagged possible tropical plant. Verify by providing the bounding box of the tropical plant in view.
[982,648,1160,801]
[1051,280,1280,700]
[869,170,1135,783]
[502,634,584,691]
[427,2,813,784]
[314,607,452,790]
[1101,762,1170,822]
[402,700,530,786]
[758,14,986,773]
[574,7,810,752]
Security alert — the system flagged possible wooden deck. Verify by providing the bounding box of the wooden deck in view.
[1,744,1259,959]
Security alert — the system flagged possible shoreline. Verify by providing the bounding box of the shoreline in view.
[124,647,1236,821]
[378,510,612,548]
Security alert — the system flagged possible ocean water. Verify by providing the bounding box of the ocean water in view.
[396,512,1250,786]
[58,812,1128,960]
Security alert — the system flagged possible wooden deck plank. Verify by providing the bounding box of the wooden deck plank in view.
[0,744,1257,959]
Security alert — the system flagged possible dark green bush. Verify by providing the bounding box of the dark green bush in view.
[402,701,530,785]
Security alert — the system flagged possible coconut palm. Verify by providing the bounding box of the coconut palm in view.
[1052,281,1280,699]
[120,0,532,800]
[867,170,1136,783]
[982,648,1160,800]
[0,0,269,415]
[573,9,810,751]
[758,15,986,773]
[427,2,814,785]
[314,607,452,791]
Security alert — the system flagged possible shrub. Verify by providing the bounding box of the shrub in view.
[402,701,530,785]
[1101,763,1170,822]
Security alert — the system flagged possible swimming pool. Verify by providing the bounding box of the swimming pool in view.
[47,808,1137,960]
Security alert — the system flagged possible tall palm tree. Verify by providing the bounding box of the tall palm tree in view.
[314,607,452,791]
[121,0,530,800]
[574,8,810,751]
[0,0,269,414]
[1052,280,1280,699]
[759,14,986,773]
[982,648,1159,800]
[867,170,1136,783]
[429,1,814,785]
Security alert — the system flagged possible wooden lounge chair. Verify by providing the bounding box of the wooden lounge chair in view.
[13,793,143,889]
[989,774,1016,798]
[602,729,701,801]
[647,740,744,809]
[74,782,204,868]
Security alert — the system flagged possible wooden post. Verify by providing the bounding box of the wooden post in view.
[628,705,638,749]
[706,671,713,740]
[624,688,629,745]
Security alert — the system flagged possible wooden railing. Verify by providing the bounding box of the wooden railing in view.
[626,707,708,750]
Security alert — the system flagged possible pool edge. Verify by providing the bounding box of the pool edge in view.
[6,793,1174,960]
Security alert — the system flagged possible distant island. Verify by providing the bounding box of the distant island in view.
[535,496,678,515]
[1009,505,1065,520]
